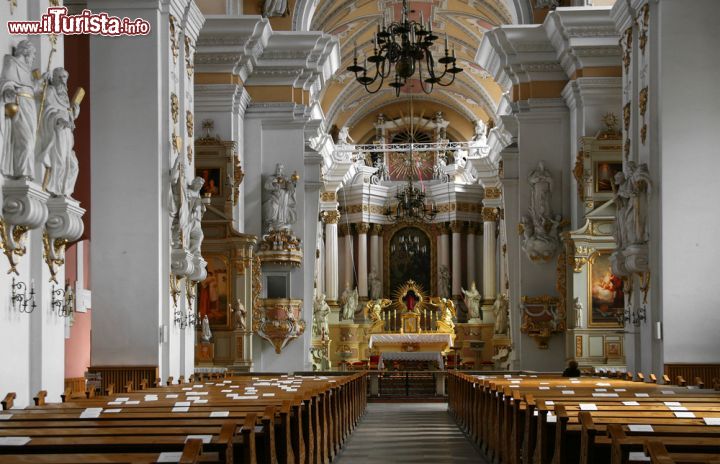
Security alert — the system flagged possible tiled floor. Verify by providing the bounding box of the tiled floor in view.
[335,402,489,463]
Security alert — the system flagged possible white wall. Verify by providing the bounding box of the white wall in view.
[657,0,720,363]
[0,0,67,407]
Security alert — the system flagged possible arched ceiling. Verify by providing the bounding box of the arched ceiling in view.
[307,0,517,140]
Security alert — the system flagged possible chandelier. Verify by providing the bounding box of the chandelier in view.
[385,175,437,223]
[346,0,463,96]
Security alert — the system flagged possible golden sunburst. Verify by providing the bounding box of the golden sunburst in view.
[392,280,427,314]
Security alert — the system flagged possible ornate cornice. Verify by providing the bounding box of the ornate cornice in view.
[482,207,500,222]
[320,210,341,224]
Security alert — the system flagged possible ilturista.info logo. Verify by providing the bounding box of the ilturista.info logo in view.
[7,7,151,36]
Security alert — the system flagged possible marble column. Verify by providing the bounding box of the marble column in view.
[322,210,340,304]
[482,207,498,322]
[466,223,478,288]
[370,224,382,281]
[450,221,463,298]
[340,224,353,292]
[356,223,370,299]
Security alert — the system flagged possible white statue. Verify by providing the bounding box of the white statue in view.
[186,176,206,255]
[472,119,487,145]
[611,162,652,276]
[234,300,247,331]
[37,68,80,197]
[438,265,450,299]
[573,297,583,329]
[433,111,447,141]
[462,281,482,322]
[312,291,331,338]
[337,126,354,145]
[522,162,562,262]
[341,287,358,321]
[370,157,388,184]
[433,155,449,182]
[263,0,287,17]
[529,161,553,224]
[0,40,43,179]
[169,156,189,249]
[493,293,509,336]
[492,346,512,370]
[201,314,212,342]
[368,268,382,300]
[262,163,297,233]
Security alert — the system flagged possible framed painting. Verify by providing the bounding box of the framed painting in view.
[198,255,230,327]
[588,251,624,327]
[196,167,223,197]
[593,161,622,193]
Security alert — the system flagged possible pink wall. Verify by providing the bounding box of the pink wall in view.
[64,241,92,379]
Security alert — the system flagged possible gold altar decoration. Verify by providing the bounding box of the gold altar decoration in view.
[257,229,303,267]
[255,298,306,354]
[42,232,68,284]
[0,219,29,275]
[428,296,456,333]
[520,295,564,349]
[367,298,393,333]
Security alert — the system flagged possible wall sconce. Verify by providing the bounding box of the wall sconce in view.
[50,281,74,318]
[11,278,36,313]
[618,306,647,327]
[174,310,198,329]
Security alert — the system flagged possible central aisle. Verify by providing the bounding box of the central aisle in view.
[335,402,488,463]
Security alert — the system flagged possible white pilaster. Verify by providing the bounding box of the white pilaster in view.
[450,221,463,298]
[356,223,369,299]
[322,211,340,302]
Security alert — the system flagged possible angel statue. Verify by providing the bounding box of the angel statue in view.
[341,287,358,321]
[462,282,482,322]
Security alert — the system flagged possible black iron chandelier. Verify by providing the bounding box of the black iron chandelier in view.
[346,0,463,96]
[385,175,437,223]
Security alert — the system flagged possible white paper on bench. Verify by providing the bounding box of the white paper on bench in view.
[545,401,555,405]
[634,393,649,397]
[596,382,611,386]
[562,390,575,395]
[614,389,626,392]
[166,394,179,398]
[104,409,122,413]
[579,404,598,411]
[593,393,619,397]
[664,401,681,406]
[157,452,183,463]
[144,396,158,401]
[107,401,123,405]
[175,401,191,407]
[115,397,130,402]
[661,390,675,395]
[0,414,12,420]
[182,387,192,391]
[622,401,640,406]
[0,437,31,446]
[186,391,208,396]
[223,380,232,384]
[546,414,557,423]
[627,452,650,461]
[193,399,208,404]
[539,387,550,390]
[594,389,607,392]
[263,393,276,397]
[674,412,695,418]
[704,418,720,426]
[80,408,103,418]
[172,406,189,413]
[192,385,204,389]
[628,424,653,432]
[254,425,264,433]
[186,435,213,444]
[210,411,230,418]
[668,406,688,411]
[125,400,140,405]
[221,390,232,393]
[236,396,259,400]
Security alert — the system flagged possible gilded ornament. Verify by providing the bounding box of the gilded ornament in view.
[622,26,632,73]
[575,336,583,357]
[320,210,341,224]
[356,223,371,234]
[639,4,649,55]
[171,130,182,154]
[184,36,194,77]
[42,231,68,284]
[320,191,336,202]
[0,220,29,275]
[623,102,631,132]
[484,187,502,199]
[498,160,504,178]
[640,124,647,145]
[170,93,179,124]
[251,256,262,333]
[232,159,244,205]
[639,87,648,117]
[482,207,498,222]
[169,15,179,64]
[170,274,182,307]
[449,220,463,233]
[624,139,631,158]
[370,223,383,235]
[186,111,194,137]
[573,151,585,201]
[186,145,193,164]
